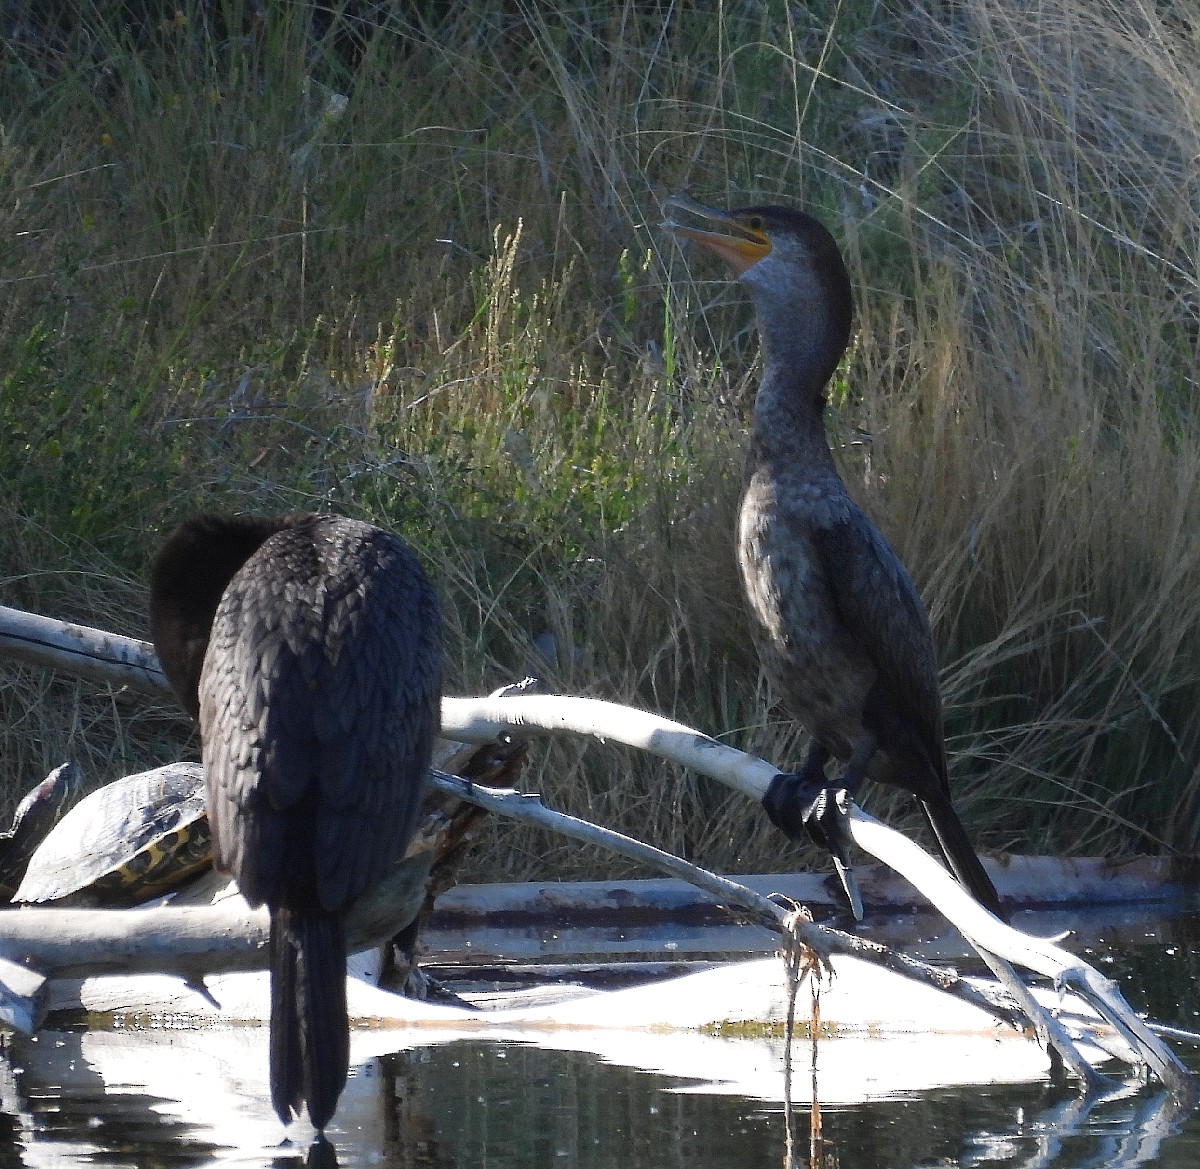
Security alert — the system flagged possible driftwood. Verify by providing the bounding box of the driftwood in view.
[0,603,1195,1105]
[422,770,1174,1096]
[0,735,516,1031]
[0,853,427,980]
[0,604,165,696]
[425,771,1038,1032]
[436,695,1196,1102]
[0,766,1017,1032]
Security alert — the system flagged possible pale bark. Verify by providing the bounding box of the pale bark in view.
[0,603,1193,1103]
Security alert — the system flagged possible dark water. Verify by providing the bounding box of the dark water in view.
[0,912,1196,1168]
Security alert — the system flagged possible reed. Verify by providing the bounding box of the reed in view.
[1,0,1197,878]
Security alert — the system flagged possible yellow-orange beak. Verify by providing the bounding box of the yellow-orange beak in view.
[661,196,772,275]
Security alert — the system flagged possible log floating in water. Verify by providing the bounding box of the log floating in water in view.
[426,857,1197,919]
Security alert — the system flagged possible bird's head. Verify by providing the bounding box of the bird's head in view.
[662,197,853,392]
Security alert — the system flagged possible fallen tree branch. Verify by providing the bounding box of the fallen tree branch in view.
[0,605,1192,1101]
[429,695,1197,1099]
[0,848,434,982]
[844,814,1193,1104]
[0,605,166,696]
[425,771,1030,1032]
[0,606,767,798]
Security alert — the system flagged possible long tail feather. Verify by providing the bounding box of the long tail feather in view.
[919,796,1007,922]
[269,907,349,1132]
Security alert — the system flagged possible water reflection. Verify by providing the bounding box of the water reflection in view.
[0,911,1194,1168]
[960,1083,1177,1169]
[371,1043,783,1167]
[1,1030,1195,1168]
[296,1137,339,1169]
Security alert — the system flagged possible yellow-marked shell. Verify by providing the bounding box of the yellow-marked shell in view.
[14,763,210,906]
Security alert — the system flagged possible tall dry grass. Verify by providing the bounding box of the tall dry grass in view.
[1,0,1198,878]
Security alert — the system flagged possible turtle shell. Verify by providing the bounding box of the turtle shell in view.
[14,763,211,906]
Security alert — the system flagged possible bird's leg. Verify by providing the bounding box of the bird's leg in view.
[762,741,840,850]
[835,734,875,802]
[763,732,878,868]
[763,739,868,918]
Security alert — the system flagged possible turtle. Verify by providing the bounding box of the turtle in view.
[0,762,81,900]
[14,762,212,907]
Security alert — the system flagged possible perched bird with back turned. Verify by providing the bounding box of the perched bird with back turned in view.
[663,197,1004,920]
[149,512,442,1132]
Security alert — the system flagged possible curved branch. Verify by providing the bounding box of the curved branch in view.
[0,606,1192,1101]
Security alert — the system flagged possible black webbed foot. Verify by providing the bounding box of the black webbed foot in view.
[762,772,853,871]
[762,740,864,918]
[761,740,848,860]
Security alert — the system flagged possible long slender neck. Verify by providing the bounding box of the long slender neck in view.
[747,293,843,469]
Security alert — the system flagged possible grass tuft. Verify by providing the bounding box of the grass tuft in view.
[2,0,1199,876]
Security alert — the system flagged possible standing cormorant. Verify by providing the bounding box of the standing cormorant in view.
[149,512,442,1132]
[663,197,1004,919]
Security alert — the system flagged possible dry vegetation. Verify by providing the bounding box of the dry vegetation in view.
[1,0,1198,879]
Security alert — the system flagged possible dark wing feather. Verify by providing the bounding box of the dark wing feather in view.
[198,517,441,914]
[809,508,947,785]
[308,526,440,910]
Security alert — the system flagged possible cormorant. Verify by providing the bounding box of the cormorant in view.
[663,197,1004,919]
[149,512,442,1131]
